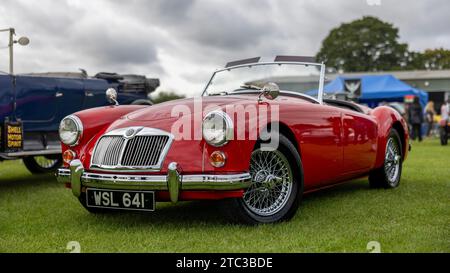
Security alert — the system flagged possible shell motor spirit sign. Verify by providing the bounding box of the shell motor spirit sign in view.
[1,120,23,152]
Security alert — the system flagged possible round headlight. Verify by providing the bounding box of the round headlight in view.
[59,115,83,146]
[202,111,233,147]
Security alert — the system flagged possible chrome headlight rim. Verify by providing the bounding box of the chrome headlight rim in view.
[202,110,234,147]
[59,115,83,146]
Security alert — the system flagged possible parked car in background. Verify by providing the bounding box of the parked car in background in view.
[56,56,410,224]
[0,70,159,174]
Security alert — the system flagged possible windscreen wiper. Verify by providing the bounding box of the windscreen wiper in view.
[239,84,262,90]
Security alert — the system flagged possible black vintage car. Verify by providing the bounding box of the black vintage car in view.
[0,70,159,174]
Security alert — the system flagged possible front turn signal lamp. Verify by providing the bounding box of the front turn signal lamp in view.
[210,151,226,168]
[63,150,76,165]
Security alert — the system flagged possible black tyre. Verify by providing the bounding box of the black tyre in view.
[23,155,63,174]
[369,129,403,188]
[223,134,303,224]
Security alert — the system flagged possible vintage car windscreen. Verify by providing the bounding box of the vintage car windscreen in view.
[203,63,322,101]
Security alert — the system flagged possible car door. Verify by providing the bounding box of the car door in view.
[53,77,85,127]
[14,75,59,131]
[82,78,112,109]
[0,74,14,120]
[341,109,378,174]
[285,103,344,189]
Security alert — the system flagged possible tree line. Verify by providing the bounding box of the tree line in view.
[316,16,449,73]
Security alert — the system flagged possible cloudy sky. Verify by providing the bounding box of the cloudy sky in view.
[0,0,449,97]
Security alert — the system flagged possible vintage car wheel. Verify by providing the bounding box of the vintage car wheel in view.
[369,129,403,188]
[22,155,63,174]
[223,135,303,224]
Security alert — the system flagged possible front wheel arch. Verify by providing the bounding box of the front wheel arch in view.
[258,121,302,158]
[392,121,407,160]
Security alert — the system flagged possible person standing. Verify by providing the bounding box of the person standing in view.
[425,101,436,136]
[440,99,449,145]
[408,97,424,142]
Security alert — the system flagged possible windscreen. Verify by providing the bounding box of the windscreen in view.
[204,63,323,101]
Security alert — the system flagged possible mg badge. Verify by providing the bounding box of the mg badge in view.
[125,129,135,137]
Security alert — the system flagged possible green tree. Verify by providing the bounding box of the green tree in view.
[151,91,185,104]
[316,16,411,72]
[403,51,425,70]
[420,48,450,70]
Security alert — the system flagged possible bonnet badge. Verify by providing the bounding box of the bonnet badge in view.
[125,129,135,137]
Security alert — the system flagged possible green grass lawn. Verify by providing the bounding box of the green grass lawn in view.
[0,139,449,253]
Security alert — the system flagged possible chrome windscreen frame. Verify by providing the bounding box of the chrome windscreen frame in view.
[201,58,326,104]
[89,127,174,172]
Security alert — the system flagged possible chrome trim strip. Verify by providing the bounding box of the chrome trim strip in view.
[57,169,251,186]
[214,61,323,74]
[318,63,325,104]
[3,149,62,157]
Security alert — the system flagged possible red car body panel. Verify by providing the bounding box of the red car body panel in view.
[63,93,409,199]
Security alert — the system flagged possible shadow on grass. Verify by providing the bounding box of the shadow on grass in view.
[0,172,57,191]
[76,200,232,227]
[73,180,373,227]
[303,179,370,202]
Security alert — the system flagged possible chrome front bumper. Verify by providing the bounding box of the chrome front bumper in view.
[56,160,252,203]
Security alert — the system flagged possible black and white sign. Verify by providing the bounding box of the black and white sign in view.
[86,188,155,211]
[343,79,362,98]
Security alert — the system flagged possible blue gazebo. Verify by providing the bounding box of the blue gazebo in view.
[319,75,428,107]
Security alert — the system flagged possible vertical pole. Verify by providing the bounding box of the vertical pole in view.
[8,28,15,75]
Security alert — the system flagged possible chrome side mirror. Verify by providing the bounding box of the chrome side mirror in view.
[106,88,119,106]
[258,82,280,102]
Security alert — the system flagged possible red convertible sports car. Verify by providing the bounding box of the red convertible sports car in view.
[56,56,409,224]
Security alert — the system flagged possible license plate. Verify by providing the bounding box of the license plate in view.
[86,188,155,212]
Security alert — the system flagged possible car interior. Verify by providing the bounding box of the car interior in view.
[323,99,364,113]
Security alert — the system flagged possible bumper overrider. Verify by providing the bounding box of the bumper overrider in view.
[56,160,252,203]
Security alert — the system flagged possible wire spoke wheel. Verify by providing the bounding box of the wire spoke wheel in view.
[369,129,403,189]
[384,137,401,185]
[243,149,293,217]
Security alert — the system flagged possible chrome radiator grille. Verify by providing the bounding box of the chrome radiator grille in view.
[121,135,169,167]
[92,136,125,166]
[90,128,172,171]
